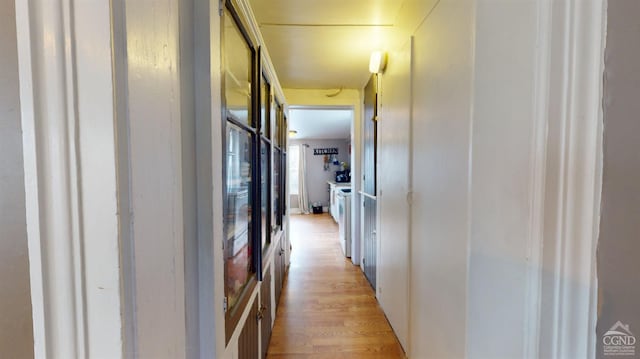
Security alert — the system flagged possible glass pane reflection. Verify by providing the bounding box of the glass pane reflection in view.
[261,140,269,249]
[224,14,252,127]
[225,123,253,310]
[260,76,269,136]
[273,148,281,228]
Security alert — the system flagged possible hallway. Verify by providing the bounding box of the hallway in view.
[4,0,619,357]
[267,214,405,358]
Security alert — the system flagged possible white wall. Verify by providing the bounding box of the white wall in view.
[466,1,538,357]
[375,1,605,358]
[409,1,475,357]
[0,0,33,357]
[290,139,349,209]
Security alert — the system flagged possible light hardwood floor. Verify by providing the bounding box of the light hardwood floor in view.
[267,213,406,358]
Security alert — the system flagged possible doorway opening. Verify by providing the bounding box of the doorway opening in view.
[288,107,353,210]
[287,106,355,260]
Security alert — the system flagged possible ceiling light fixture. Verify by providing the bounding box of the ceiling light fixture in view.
[369,51,388,74]
[289,130,298,137]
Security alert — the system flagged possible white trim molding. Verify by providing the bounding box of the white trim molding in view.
[15,0,123,357]
[536,0,606,358]
[523,0,553,357]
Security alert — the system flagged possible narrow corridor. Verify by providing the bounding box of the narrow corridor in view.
[267,214,405,358]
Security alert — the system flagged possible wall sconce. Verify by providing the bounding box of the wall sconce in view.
[289,130,298,138]
[369,51,388,74]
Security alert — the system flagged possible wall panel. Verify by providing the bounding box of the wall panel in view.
[466,1,538,357]
[409,1,475,357]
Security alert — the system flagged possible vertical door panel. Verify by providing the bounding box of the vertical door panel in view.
[363,197,377,288]
[362,75,378,289]
[238,297,259,359]
[274,239,284,306]
[377,38,412,351]
[260,271,272,358]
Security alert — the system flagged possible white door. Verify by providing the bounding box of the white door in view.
[377,38,412,351]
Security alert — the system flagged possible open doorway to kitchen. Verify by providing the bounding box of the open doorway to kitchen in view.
[288,106,353,217]
[287,106,355,262]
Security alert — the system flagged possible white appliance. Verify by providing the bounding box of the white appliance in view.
[337,188,352,257]
[329,182,350,222]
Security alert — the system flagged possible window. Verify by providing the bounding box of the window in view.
[289,145,300,195]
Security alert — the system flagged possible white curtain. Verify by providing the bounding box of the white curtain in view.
[298,144,310,214]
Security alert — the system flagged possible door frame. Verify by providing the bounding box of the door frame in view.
[15,0,123,356]
[525,0,606,357]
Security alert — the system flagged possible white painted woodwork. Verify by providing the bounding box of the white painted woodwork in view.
[467,1,540,357]
[537,0,606,357]
[110,1,136,356]
[377,37,412,352]
[0,0,33,356]
[408,1,475,357]
[15,0,123,357]
[210,2,227,357]
[124,0,189,356]
[180,1,200,357]
[193,0,218,358]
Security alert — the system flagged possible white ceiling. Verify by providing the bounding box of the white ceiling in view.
[289,108,352,140]
[249,0,406,89]
[245,1,436,138]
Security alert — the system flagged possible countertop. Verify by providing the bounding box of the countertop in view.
[327,181,351,186]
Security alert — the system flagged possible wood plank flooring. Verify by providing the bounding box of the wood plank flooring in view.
[267,213,405,359]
